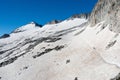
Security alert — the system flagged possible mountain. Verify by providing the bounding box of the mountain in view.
[0,34,10,39]
[12,22,42,33]
[0,0,120,80]
[90,0,120,33]
[69,13,90,20]
[47,20,62,24]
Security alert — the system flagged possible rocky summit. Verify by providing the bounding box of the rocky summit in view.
[90,0,120,33]
[47,20,62,24]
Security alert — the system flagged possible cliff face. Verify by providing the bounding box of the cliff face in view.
[90,0,120,33]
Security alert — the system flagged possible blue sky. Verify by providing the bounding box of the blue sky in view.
[0,0,98,36]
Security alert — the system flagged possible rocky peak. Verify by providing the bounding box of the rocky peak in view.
[12,22,42,33]
[90,0,120,33]
[47,20,61,24]
[29,21,36,24]
[29,21,42,27]
[69,13,90,20]
[0,34,10,39]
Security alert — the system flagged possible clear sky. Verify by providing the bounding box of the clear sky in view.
[0,0,98,36]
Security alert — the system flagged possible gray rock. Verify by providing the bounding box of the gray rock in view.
[68,13,90,20]
[89,0,120,33]
[29,21,42,27]
[47,20,62,24]
[0,34,10,39]
[111,73,120,80]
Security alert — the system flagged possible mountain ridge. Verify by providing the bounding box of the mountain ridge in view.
[0,0,120,80]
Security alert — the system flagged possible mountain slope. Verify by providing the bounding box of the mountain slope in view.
[0,18,89,80]
[90,0,120,33]
[0,0,120,80]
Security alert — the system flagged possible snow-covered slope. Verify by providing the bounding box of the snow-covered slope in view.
[0,18,90,80]
[0,17,120,80]
[0,0,120,80]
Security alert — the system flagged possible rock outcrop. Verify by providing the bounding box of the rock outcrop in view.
[90,0,120,33]
[29,22,42,27]
[0,34,10,39]
[47,20,61,24]
[70,13,90,20]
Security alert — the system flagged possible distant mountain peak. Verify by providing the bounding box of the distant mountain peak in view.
[29,21,36,24]
[12,22,42,33]
[69,13,90,20]
[47,20,62,24]
[29,21,42,27]
[90,0,120,33]
[0,34,10,39]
